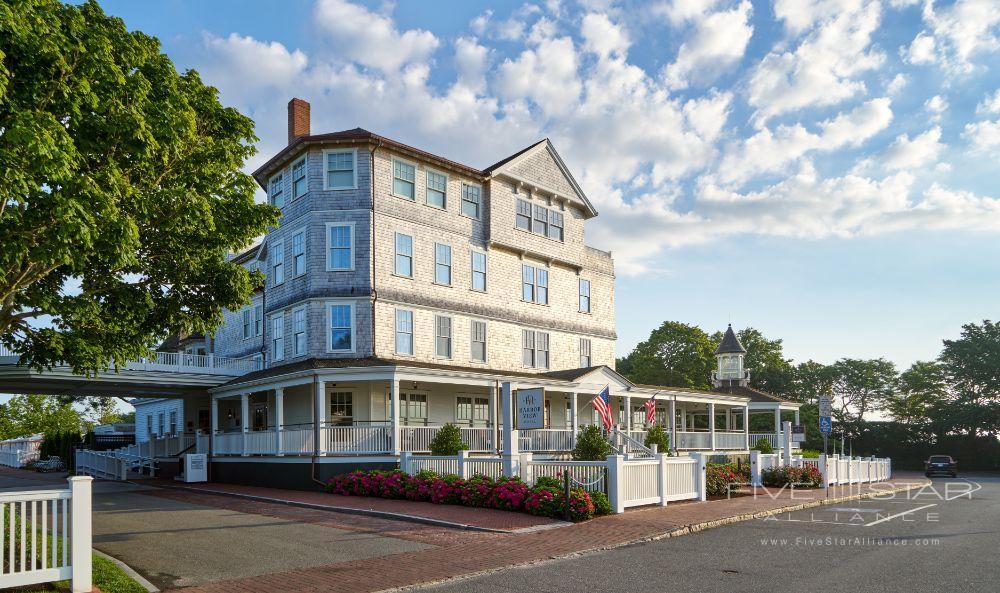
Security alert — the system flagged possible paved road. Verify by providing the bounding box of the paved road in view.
[423,474,999,593]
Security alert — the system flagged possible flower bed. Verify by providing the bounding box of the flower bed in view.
[761,465,824,488]
[706,462,751,497]
[326,469,609,522]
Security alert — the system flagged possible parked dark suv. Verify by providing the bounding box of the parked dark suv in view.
[925,455,957,478]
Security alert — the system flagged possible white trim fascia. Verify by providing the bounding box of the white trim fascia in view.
[322,148,358,191]
[325,221,356,272]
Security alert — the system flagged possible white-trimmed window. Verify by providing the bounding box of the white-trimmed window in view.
[435,315,452,358]
[254,305,263,336]
[434,243,452,285]
[426,170,446,208]
[324,149,356,190]
[146,415,152,438]
[169,410,177,435]
[292,306,307,356]
[272,239,284,285]
[549,210,564,241]
[292,156,307,199]
[579,278,591,313]
[158,412,164,436]
[326,222,354,271]
[328,302,354,352]
[532,204,548,237]
[471,250,486,292]
[522,264,548,304]
[393,159,416,199]
[516,199,532,231]
[457,396,489,427]
[402,393,428,426]
[292,230,306,277]
[268,172,284,208]
[394,233,413,277]
[395,309,413,355]
[461,183,481,219]
[579,338,592,367]
[470,320,486,362]
[330,391,353,426]
[523,330,550,369]
[271,313,284,362]
[242,309,252,339]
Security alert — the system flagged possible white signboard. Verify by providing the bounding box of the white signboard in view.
[791,425,806,443]
[516,388,545,430]
[184,453,208,483]
[818,395,833,417]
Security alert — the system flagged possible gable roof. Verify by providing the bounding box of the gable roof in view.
[484,138,598,218]
[715,324,747,354]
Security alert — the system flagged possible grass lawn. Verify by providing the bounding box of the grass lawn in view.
[3,553,148,593]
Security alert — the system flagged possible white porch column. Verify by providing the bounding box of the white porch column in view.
[743,404,750,450]
[501,381,520,477]
[314,379,326,456]
[668,398,676,453]
[774,408,781,434]
[210,395,219,455]
[275,387,284,456]
[240,392,250,457]
[570,392,579,447]
[708,403,716,450]
[783,420,793,463]
[390,377,401,455]
[488,384,497,451]
[794,408,800,425]
[624,396,632,433]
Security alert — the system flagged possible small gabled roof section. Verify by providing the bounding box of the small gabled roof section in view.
[715,324,747,355]
[485,138,598,218]
[543,365,634,392]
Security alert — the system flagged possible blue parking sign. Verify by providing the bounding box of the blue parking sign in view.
[819,416,832,434]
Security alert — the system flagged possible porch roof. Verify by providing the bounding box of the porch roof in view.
[712,384,802,408]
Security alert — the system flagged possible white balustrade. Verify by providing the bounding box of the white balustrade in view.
[714,431,747,449]
[674,431,711,449]
[323,426,391,454]
[520,429,574,452]
[280,428,314,455]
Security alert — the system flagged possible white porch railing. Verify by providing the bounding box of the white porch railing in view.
[750,432,800,450]
[281,428,314,455]
[714,431,747,449]
[399,426,494,453]
[674,431,711,449]
[75,450,128,480]
[212,432,243,456]
[323,426,392,454]
[520,429,574,452]
[0,477,92,593]
[0,345,260,378]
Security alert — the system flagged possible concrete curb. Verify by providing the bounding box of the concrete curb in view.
[135,481,568,534]
[383,479,930,592]
[93,549,160,593]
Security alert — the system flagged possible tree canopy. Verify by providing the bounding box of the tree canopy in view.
[0,0,278,374]
[617,321,715,389]
[0,394,81,439]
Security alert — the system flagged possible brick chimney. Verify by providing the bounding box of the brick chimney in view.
[287,98,310,144]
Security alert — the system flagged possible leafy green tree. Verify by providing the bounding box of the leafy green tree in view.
[0,394,81,439]
[752,437,773,454]
[792,360,835,404]
[572,425,611,460]
[940,320,1000,437]
[887,361,949,430]
[829,358,898,432]
[0,0,278,374]
[643,425,670,453]
[428,423,467,455]
[617,321,715,389]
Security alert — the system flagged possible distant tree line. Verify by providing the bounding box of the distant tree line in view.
[618,320,1000,470]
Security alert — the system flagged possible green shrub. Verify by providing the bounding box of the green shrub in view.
[761,465,823,488]
[705,463,750,497]
[533,475,561,489]
[572,425,611,461]
[590,491,612,515]
[752,437,774,454]
[799,449,821,458]
[41,430,81,469]
[428,423,468,456]
[643,426,670,453]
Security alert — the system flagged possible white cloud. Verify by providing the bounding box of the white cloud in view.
[924,95,948,121]
[886,73,909,95]
[199,33,308,104]
[651,0,724,25]
[882,127,945,170]
[495,37,581,118]
[774,0,865,34]
[747,1,884,125]
[920,0,1000,73]
[976,89,1000,114]
[454,37,489,92]
[581,13,630,59]
[313,0,439,72]
[963,119,1000,151]
[903,30,937,64]
[662,1,753,89]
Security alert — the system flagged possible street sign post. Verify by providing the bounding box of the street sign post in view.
[818,395,833,499]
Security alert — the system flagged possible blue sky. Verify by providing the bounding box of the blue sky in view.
[93,0,1000,370]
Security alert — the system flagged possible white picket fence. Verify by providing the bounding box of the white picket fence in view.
[0,476,93,593]
[0,436,42,469]
[750,451,892,486]
[400,451,504,479]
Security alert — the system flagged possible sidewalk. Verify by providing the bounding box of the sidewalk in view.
[170,473,928,593]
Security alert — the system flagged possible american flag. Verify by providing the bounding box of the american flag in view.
[644,396,657,425]
[590,386,614,431]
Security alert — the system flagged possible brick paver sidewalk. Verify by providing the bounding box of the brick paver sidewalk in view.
[174,474,928,593]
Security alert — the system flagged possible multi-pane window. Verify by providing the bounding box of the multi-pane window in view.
[402,393,428,425]
[169,410,177,435]
[522,265,548,304]
[327,223,353,270]
[292,307,306,356]
[272,240,284,285]
[395,309,413,355]
[470,320,487,362]
[523,330,550,369]
[271,314,284,362]
[329,304,353,351]
[254,305,263,336]
[461,184,481,219]
[393,159,415,199]
[471,251,486,291]
[457,397,489,426]
[146,415,153,438]
[269,172,284,208]
[579,278,591,313]
[329,392,353,426]
[325,150,355,189]
[579,338,592,367]
[292,231,306,276]
[242,309,252,339]
[435,315,452,358]
[426,170,447,208]
[549,210,564,241]
[533,205,549,236]
[292,157,307,198]
[435,243,452,285]
[394,233,413,277]
[158,412,164,436]
[516,199,532,230]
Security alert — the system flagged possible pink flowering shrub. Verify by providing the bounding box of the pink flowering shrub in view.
[403,470,438,502]
[489,476,530,512]
[460,474,496,507]
[563,488,596,522]
[524,485,561,517]
[430,473,464,504]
